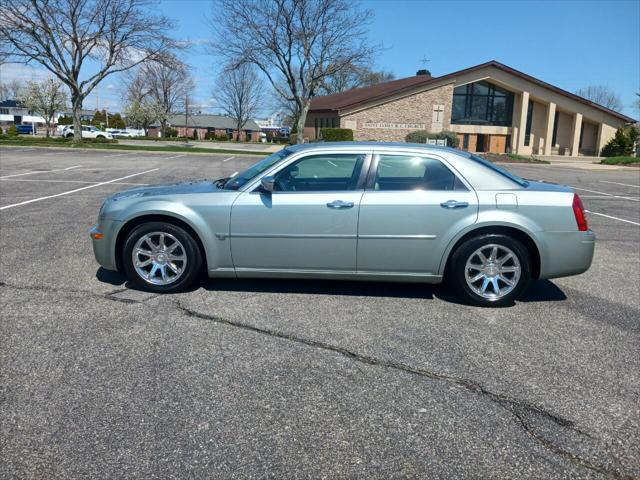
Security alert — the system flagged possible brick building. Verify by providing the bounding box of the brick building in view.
[306,61,635,156]
[149,114,262,142]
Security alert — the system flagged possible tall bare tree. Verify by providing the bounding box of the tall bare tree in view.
[319,67,395,95]
[0,0,177,141]
[125,54,194,137]
[211,0,375,143]
[0,79,23,100]
[575,85,624,112]
[213,64,263,141]
[19,78,68,137]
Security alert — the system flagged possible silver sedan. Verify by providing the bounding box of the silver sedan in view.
[90,142,595,306]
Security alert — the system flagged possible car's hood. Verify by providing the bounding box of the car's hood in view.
[108,179,221,201]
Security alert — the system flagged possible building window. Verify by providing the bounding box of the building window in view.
[452,80,514,126]
[0,108,8,115]
[463,134,469,149]
[524,100,533,146]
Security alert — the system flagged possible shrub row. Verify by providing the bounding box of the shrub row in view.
[319,128,354,141]
[404,130,460,148]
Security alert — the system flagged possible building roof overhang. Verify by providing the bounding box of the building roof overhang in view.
[309,60,636,123]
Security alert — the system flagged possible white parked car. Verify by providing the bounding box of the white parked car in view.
[62,125,113,139]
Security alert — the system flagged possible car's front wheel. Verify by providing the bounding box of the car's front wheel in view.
[449,234,531,307]
[122,222,202,293]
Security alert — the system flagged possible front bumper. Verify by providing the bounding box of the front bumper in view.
[539,230,595,279]
[90,220,122,271]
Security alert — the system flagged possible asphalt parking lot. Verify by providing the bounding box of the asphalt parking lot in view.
[1,146,638,479]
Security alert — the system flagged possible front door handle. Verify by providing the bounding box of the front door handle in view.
[327,200,354,209]
[440,199,469,209]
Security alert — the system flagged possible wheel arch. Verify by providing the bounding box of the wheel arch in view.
[441,225,541,280]
[114,214,208,273]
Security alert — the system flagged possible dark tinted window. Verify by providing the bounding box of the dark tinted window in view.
[451,80,514,126]
[274,153,365,192]
[373,155,466,191]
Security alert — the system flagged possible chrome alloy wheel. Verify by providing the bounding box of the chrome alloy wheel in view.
[464,244,521,301]
[132,232,187,286]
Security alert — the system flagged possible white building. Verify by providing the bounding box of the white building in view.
[0,100,46,127]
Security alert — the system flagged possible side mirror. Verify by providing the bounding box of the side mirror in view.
[260,175,275,193]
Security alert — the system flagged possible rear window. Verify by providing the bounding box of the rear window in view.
[469,154,528,187]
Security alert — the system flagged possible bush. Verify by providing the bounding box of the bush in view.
[600,126,638,157]
[57,115,73,125]
[165,128,178,138]
[7,124,18,136]
[320,128,353,141]
[405,130,459,148]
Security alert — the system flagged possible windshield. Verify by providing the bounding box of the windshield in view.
[469,154,528,187]
[223,148,293,190]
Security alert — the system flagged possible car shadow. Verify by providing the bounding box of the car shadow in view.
[95,268,567,305]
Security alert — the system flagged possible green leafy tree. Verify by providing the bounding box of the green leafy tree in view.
[91,109,108,128]
[600,126,638,157]
[109,113,126,129]
[57,115,73,125]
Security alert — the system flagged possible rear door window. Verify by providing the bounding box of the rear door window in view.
[372,155,467,191]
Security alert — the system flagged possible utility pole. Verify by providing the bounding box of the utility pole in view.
[184,95,189,143]
[105,107,109,129]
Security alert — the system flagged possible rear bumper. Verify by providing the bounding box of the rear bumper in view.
[539,230,595,279]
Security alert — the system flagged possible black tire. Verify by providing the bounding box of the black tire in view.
[448,233,531,307]
[122,221,202,293]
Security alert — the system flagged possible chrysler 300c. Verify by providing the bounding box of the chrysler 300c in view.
[90,143,595,306]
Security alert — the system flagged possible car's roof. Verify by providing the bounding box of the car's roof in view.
[283,141,522,191]
[285,141,470,157]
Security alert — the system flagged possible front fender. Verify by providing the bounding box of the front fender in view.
[113,199,231,272]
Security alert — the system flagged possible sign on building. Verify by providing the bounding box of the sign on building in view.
[362,122,426,130]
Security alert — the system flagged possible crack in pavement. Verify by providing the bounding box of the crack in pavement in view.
[0,280,635,479]
[176,301,635,480]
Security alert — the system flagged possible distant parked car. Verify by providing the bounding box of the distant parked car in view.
[90,142,595,306]
[16,124,36,134]
[107,129,133,138]
[62,125,113,140]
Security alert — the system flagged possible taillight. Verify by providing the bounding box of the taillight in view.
[572,193,588,231]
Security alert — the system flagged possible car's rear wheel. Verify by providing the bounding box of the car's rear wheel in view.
[122,222,202,293]
[449,234,531,307]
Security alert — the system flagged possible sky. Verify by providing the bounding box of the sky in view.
[1,0,639,117]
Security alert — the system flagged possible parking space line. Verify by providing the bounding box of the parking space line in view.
[0,165,82,179]
[0,178,148,186]
[43,151,68,156]
[600,180,640,189]
[572,186,639,202]
[165,154,187,159]
[103,152,131,158]
[580,195,640,199]
[585,210,640,226]
[223,156,235,162]
[0,168,158,211]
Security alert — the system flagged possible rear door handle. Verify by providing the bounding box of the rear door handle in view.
[440,200,469,209]
[327,200,354,209]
